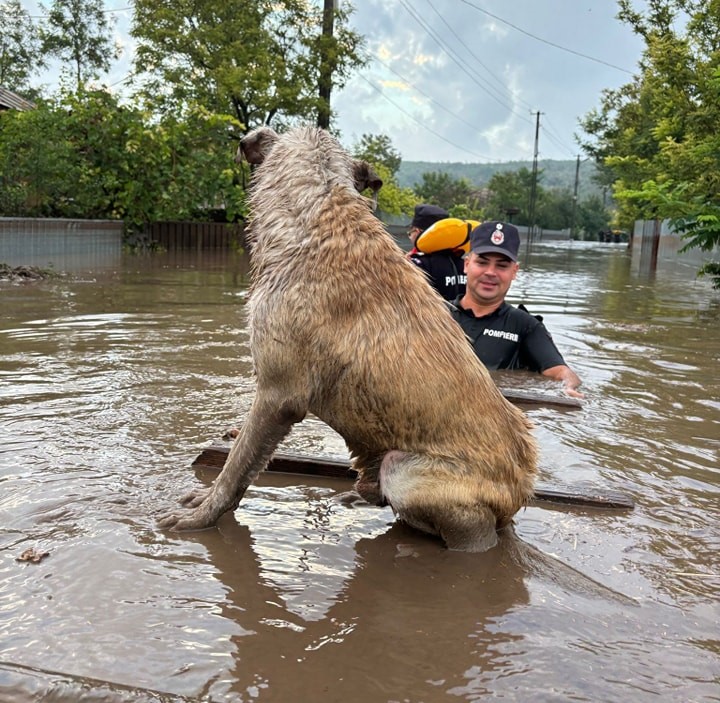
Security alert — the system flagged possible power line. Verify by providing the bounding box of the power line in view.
[541,115,578,156]
[539,125,577,159]
[357,74,506,162]
[423,0,536,113]
[373,57,484,133]
[457,0,636,74]
[406,0,587,155]
[394,0,587,162]
[108,70,136,87]
[372,55,530,159]
[397,0,532,124]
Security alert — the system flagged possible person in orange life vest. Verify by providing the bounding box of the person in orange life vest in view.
[407,204,467,301]
[407,204,447,254]
[448,221,583,398]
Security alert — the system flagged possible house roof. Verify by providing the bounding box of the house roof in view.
[0,86,35,111]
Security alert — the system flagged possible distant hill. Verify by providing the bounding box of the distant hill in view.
[397,159,604,200]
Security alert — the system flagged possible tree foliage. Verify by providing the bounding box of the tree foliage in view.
[482,168,610,234]
[396,160,605,201]
[0,0,46,92]
[130,0,365,132]
[536,188,576,230]
[0,0,371,229]
[40,0,119,91]
[483,169,535,224]
[579,0,720,286]
[0,88,244,224]
[576,194,613,240]
[414,171,476,213]
[352,133,402,177]
[366,162,419,218]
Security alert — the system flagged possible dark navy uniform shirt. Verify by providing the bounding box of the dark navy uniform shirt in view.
[448,298,566,372]
[409,250,466,301]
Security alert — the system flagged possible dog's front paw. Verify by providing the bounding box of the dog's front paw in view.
[178,486,212,508]
[158,487,223,531]
[157,508,217,532]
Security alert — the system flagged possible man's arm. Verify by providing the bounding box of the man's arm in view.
[542,364,584,398]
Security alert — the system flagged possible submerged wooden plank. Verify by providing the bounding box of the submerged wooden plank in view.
[500,389,582,409]
[192,445,634,510]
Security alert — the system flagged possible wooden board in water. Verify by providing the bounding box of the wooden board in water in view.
[192,445,634,511]
[500,389,582,409]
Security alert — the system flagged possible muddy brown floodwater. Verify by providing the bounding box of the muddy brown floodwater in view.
[1,242,718,702]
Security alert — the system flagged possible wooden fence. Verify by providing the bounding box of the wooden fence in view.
[3,217,479,258]
[0,217,123,270]
[144,221,246,249]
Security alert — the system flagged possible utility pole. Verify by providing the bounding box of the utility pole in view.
[527,111,541,244]
[570,154,581,240]
[317,0,337,129]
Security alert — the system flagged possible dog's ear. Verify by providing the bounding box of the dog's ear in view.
[236,126,279,165]
[353,160,383,195]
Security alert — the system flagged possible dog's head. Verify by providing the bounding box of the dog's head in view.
[237,126,383,202]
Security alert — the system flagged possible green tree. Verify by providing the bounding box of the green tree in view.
[447,201,484,222]
[414,171,474,212]
[0,96,71,216]
[0,0,46,92]
[352,133,402,177]
[40,0,119,91]
[130,0,365,132]
[484,168,536,224]
[576,194,612,240]
[139,105,246,225]
[0,88,243,224]
[484,169,582,230]
[535,188,575,230]
[579,0,720,286]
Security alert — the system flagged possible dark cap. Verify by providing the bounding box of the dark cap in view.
[410,204,449,231]
[470,221,520,261]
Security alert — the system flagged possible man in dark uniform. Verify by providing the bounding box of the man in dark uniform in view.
[407,203,466,301]
[449,221,583,397]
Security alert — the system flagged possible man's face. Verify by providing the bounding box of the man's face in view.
[464,252,519,305]
[408,226,421,245]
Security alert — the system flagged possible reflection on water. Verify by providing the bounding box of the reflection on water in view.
[0,243,718,702]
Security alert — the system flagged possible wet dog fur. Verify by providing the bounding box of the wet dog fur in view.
[158,125,538,552]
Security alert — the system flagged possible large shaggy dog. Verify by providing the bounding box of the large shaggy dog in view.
[159,126,538,551]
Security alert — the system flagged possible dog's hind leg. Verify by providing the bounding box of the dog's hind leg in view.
[379,450,499,552]
[436,504,498,552]
[352,455,387,506]
[158,394,305,531]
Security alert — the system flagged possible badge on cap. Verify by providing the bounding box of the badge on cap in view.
[491,223,505,245]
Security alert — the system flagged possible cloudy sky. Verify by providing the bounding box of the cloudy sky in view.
[334,0,647,163]
[23,0,647,164]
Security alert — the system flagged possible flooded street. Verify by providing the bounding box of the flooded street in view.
[1,242,718,702]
